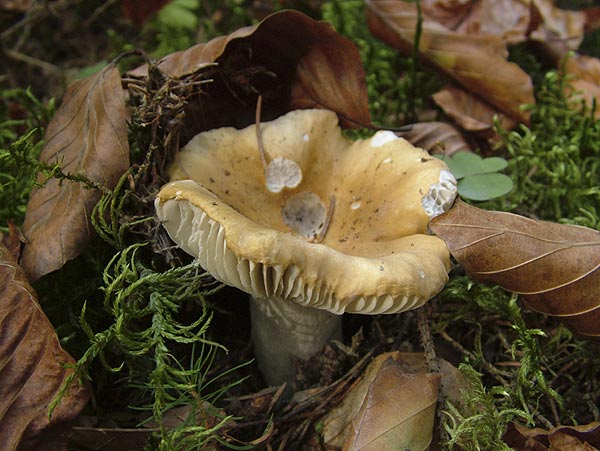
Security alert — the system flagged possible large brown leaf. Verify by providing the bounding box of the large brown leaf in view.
[342,357,440,451]
[319,352,463,449]
[132,10,370,131]
[20,64,129,282]
[0,238,90,450]
[365,0,534,124]
[430,200,600,337]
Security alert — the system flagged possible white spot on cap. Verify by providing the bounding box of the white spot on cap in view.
[421,170,457,219]
[418,269,426,279]
[351,201,361,210]
[266,157,303,193]
[302,133,309,142]
[282,192,326,240]
[371,130,399,148]
[383,157,393,164]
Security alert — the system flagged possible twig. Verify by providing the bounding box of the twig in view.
[438,330,511,387]
[255,94,268,170]
[417,305,439,374]
[3,48,61,75]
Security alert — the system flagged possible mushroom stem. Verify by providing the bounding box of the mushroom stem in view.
[249,295,343,386]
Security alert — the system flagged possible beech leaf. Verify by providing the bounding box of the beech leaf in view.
[20,64,129,282]
[430,200,600,337]
[431,85,518,134]
[365,0,534,124]
[342,357,440,451]
[132,10,370,131]
[396,121,470,156]
[504,421,600,450]
[0,240,90,450]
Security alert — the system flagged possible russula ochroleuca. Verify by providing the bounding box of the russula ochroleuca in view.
[155,109,457,385]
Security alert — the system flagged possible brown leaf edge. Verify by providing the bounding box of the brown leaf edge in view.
[0,240,90,450]
[430,200,600,338]
[504,421,600,450]
[365,0,534,124]
[130,9,371,130]
[20,63,129,282]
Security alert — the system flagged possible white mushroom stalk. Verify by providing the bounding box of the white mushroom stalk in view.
[155,109,457,386]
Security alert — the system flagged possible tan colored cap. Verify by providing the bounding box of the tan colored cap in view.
[156,109,456,315]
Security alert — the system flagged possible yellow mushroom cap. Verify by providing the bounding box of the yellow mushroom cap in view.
[155,109,456,315]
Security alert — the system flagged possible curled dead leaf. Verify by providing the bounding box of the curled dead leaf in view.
[365,0,534,124]
[131,10,371,132]
[430,200,600,337]
[0,241,89,450]
[21,64,129,282]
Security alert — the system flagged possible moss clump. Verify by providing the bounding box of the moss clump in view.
[435,276,600,449]
[322,0,441,127]
[496,63,600,229]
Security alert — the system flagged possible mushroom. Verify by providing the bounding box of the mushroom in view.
[155,109,457,386]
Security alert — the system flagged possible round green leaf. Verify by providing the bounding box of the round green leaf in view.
[444,151,483,179]
[458,173,514,201]
[479,157,508,173]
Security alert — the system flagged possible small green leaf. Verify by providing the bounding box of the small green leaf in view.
[479,157,508,174]
[443,152,482,179]
[458,173,513,201]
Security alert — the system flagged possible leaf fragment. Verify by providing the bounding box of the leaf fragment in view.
[396,121,470,156]
[20,64,129,282]
[342,357,440,451]
[0,241,89,450]
[504,421,600,451]
[430,200,600,337]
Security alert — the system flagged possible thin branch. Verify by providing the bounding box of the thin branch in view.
[255,94,268,170]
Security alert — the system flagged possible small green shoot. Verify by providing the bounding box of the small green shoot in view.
[437,151,513,201]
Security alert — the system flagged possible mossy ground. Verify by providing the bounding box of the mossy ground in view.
[1,1,599,450]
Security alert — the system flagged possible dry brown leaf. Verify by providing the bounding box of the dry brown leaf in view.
[120,0,173,26]
[20,64,129,282]
[0,0,32,12]
[0,241,90,450]
[342,357,440,451]
[319,352,464,449]
[432,85,518,134]
[430,200,600,337]
[530,0,586,51]
[564,54,600,119]
[396,121,471,156]
[453,0,531,45]
[365,0,534,124]
[504,421,600,451]
[132,10,370,130]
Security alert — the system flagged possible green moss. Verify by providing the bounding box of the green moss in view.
[0,88,54,230]
[322,0,442,128]
[494,63,600,229]
[435,276,600,449]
